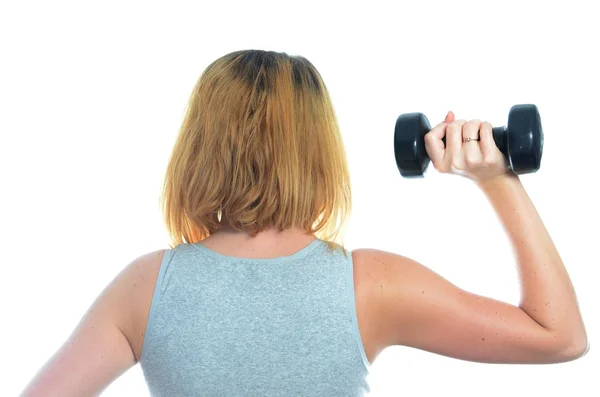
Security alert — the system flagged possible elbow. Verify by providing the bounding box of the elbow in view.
[552,333,589,363]
[563,338,590,361]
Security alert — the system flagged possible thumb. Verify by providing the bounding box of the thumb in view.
[444,111,455,123]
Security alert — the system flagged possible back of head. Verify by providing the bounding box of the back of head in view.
[161,50,351,248]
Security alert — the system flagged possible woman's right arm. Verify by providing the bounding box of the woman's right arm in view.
[356,115,588,364]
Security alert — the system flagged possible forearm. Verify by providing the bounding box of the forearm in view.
[478,173,587,349]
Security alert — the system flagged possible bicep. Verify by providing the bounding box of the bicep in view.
[357,249,565,364]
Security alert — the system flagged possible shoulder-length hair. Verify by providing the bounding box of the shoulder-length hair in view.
[161,50,351,249]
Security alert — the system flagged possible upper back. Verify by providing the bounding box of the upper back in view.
[138,238,372,396]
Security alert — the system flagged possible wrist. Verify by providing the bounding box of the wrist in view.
[476,171,519,191]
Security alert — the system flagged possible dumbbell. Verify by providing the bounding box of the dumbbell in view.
[393,104,544,177]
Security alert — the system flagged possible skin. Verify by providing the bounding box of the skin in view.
[20,112,589,396]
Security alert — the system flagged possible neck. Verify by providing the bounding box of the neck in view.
[210,221,314,242]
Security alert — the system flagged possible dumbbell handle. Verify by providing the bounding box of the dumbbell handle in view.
[441,126,507,156]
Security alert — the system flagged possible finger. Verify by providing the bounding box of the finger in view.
[425,112,458,171]
[462,119,481,140]
[463,120,483,168]
[444,119,466,158]
[479,121,497,159]
[425,123,448,168]
[428,111,456,140]
[427,121,448,140]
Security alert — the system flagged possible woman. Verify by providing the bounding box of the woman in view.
[21,50,588,396]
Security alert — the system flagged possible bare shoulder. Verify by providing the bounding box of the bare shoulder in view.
[349,248,417,363]
[72,248,169,361]
[350,248,421,349]
[117,249,167,361]
[350,248,419,293]
[351,248,407,273]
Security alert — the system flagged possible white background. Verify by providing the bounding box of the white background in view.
[1,0,598,395]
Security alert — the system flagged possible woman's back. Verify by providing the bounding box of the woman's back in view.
[139,231,372,395]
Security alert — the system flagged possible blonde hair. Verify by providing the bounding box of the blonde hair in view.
[161,50,351,250]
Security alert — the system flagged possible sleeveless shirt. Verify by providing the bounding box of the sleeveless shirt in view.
[140,238,371,396]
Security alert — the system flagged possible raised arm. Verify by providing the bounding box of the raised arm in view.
[355,115,588,364]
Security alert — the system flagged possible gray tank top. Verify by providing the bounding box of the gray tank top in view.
[139,238,371,396]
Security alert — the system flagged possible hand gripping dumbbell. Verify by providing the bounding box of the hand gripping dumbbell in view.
[393,104,544,177]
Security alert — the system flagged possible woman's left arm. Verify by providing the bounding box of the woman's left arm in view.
[20,249,166,397]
